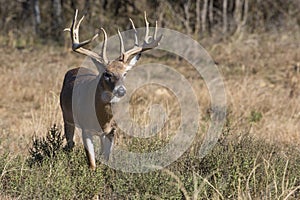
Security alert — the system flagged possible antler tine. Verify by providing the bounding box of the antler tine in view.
[63,9,78,32]
[118,29,125,59]
[154,20,158,40]
[144,11,150,43]
[100,28,108,64]
[76,12,85,32]
[129,18,138,46]
[72,9,78,31]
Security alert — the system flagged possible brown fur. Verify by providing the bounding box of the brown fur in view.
[60,62,127,169]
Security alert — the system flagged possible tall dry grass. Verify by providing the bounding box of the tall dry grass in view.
[210,31,300,146]
[0,47,74,153]
[0,30,299,155]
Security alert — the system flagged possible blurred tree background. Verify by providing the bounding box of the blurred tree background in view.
[0,0,299,47]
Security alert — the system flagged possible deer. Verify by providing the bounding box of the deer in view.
[60,10,162,170]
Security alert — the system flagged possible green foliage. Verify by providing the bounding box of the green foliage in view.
[0,149,104,199]
[249,110,263,123]
[0,125,299,199]
[28,124,64,166]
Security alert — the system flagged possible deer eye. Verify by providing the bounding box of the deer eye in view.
[103,72,113,81]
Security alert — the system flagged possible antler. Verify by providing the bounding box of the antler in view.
[64,9,109,65]
[118,12,163,63]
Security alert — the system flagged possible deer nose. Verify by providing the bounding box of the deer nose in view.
[116,86,126,97]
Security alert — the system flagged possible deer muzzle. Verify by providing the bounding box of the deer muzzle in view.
[113,85,126,98]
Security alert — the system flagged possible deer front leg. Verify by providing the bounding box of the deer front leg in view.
[101,128,115,161]
[82,130,96,170]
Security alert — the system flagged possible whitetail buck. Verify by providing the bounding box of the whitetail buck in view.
[60,10,162,170]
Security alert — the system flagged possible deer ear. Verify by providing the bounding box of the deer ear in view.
[126,53,141,71]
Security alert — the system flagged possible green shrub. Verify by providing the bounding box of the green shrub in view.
[28,124,64,166]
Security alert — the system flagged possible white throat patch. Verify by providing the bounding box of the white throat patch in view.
[110,96,121,103]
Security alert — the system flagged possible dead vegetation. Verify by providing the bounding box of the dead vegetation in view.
[0,29,299,155]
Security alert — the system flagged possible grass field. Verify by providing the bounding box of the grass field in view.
[0,30,299,199]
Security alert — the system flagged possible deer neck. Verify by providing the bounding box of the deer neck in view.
[95,81,114,130]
